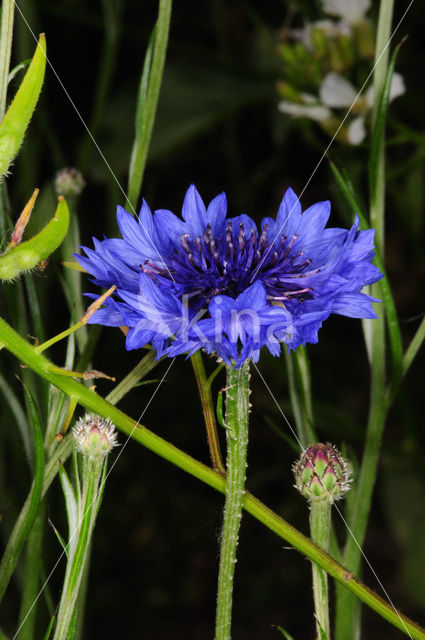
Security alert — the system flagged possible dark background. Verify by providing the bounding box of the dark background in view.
[1,1,425,638]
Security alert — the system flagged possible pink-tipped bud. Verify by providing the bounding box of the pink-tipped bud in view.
[72,413,118,460]
[293,443,351,503]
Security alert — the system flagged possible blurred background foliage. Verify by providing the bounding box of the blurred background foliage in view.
[1,0,425,638]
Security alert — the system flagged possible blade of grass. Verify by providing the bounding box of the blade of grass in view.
[330,160,403,397]
[0,0,15,120]
[105,349,159,406]
[127,0,172,209]
[336,4,398,638]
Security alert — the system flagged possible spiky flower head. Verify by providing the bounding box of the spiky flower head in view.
[293,443,351,503]
[75,185,382,367]
[72,413,118,460]
[54,167,85,198]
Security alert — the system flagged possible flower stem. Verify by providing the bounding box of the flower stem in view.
[285,346,317,447]
[0,0,15,121]
[215,360,250,640]
[1,318,424,639]
[310,501,331,639]
[336,2,395,638]
[191,350,225,474]
[53,457,103,640]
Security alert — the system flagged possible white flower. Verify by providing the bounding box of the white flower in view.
[318,71,405,143]
[279,70,405,145]
[319,72,358,108]
[321,0,371,24]
[278,92,331,122]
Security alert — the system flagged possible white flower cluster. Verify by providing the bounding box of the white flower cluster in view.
[277,0,405,144]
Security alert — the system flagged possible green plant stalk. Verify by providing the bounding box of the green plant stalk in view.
[329,159,403,393]
[191,350,225,474]
[127,0,172,208]
[53,457,103,640]
[61,199,87,353]
[310,501,331,639]
[0,0,15,120]
[285,346,316,447]
[105,349,158,406]
[370,0,394,253]
[215,360,250,640]
[73,540,91,640]
[372,0,395,129]
[0,319,424,639]
[336,2,395,637]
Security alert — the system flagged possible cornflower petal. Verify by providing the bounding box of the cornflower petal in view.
[76,185,383,366]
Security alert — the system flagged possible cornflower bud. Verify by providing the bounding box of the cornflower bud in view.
[54,167,85,198]
[72,413,118,460]
[293,442,351,503]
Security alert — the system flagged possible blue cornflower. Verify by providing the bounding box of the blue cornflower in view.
[75,185,382,366]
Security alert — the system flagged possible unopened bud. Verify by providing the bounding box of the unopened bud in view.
[72,413,118,460]
[54,168,85,198]
[293,443,351,503]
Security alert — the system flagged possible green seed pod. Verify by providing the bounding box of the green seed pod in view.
[0,34,46,176]
[293,443,351,503]
[0,196,70,281]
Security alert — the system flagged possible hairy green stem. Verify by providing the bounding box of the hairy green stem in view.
[191,350,225,474]
[53,457,103,640]
[0,0,15,120]
[310,501,331,639]
[0,318,424,638]
[215,360,250,640]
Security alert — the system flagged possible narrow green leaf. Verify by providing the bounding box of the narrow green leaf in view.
[58,464,78,556]
[127,0,172,208]
[330,160,403,394]
[49,518,68,557]
[127,26,156,202]
[274,626,296,640]
[42,613,56,640]
[8,59,31,84]
[369,39,403,251]
[0,382,45,603]
[0,371,31,459]
[401,316,425,383]
[105,349,158,405]
[216,388,225,429]
[0,34,46,175]
[0,196,70,281]
[134,26,157,138]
